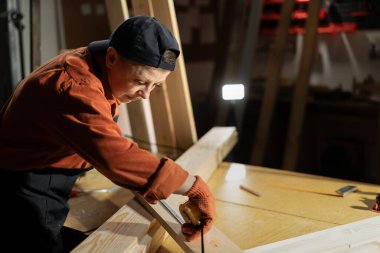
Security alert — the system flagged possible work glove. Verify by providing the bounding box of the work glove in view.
[181,176,217,241]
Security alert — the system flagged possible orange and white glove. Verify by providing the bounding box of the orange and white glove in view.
[181,176,217,241]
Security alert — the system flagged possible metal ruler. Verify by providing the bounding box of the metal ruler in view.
[159,199,185,225]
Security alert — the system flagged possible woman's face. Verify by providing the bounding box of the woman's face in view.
[106,47,170,103]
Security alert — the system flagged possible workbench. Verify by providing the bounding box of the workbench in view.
[65,162,380,252]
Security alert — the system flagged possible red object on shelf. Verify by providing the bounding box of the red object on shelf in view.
[292,10,308,19]
[261,13,281,21]
[260,22,357,35]
[265,0,309,4]
[319,9,327,19]
[351,11,371,17]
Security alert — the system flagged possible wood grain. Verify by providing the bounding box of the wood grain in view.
[282,0,322,170]
[150,0,198,150]
[246,216,380,253]
[134,127,241,252]
[251,0,295,165]
[209,163,380,226]
[72,199,154,253]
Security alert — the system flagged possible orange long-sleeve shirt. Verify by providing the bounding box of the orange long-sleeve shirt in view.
[0,47,188,199]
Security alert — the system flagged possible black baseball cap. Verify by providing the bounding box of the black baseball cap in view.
[88,15,180,71]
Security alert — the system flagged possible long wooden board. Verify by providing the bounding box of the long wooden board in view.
[150,0,198,150]
[72,199,154,253]
[129,0,178,157]
[245,216,380,253]
[282,0,321,170]
[72,127,240,252]
[251,0,295,165]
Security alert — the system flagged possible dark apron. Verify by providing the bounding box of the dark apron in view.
[0,168,90,253]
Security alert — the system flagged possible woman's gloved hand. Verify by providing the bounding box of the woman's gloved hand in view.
[181,176,216,241]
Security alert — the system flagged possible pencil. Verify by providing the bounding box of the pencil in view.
[240,184,261,197]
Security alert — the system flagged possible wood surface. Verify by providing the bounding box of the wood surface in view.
[210,163,380,226]
[127,101,152,151]
[72,199,154,253]
[282,0,321,170]
[71,127,239,252]
[130,0,153,16]
[104,0,129,30]
[68,160,380,252]
[203,162,380,250]
[251,0,295,165]
[245,216,380,253]
[66,169,134,232]
[105,0,152,151]
[133,127,241,253]
[150,0,198,150]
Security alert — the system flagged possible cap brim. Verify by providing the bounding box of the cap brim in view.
[88,40,110,53]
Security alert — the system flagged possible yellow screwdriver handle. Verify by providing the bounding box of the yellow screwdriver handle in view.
[179,203,202,226]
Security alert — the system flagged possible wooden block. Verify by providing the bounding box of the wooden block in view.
[245,216,380,253]
[72,198,153,253]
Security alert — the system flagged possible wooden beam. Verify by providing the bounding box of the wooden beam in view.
[251,0,295,165]
[150,0,198,151]
[130,0,153,16]
[130,0,177,156]
[282,0,321,170]
[134,127,241,253]
[104,0,129,30]
[72,198,154,253]
[150,84,178,157]
[126,101,152,151]
[72,127,240,252]
[105,0,152,151]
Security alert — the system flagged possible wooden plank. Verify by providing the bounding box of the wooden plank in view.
[72,199,154,253]
[251,0,295,165]
[245,216,380,253]
[282,0,321,170]
[150,84,177,157]
[105,0,152,151]
[134,127,241,253]
[130,0,153,16]
[127,101,152,151]
[150,0,198,151]
[130,0,177,156]
[175,127,238,180]
[104,0,129,30]
[72,127,239,252]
